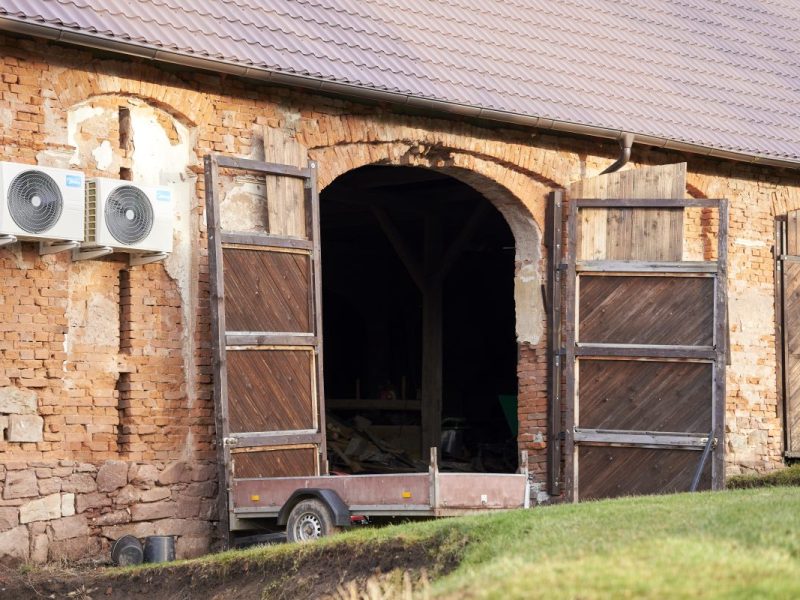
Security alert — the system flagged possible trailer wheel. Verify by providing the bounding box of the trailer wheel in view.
[286,499,341,543]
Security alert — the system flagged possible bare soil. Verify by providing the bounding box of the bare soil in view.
[0,536,460,599]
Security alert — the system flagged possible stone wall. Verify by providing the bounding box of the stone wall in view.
[0,31,798,562]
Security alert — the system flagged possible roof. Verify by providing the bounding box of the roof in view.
[2,0,800,167]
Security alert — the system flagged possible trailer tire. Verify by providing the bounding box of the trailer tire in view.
[286,499,341,543]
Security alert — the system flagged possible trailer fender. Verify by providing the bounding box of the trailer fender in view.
[277,489,351,527]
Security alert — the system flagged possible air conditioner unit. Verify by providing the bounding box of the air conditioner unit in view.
[0,161,85,244]
[84,178,174,255]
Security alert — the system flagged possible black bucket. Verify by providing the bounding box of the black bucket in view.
[143,535,176,563]
[111,535,143,566]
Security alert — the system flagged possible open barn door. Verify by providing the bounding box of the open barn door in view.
[204,152,325,537]
[563,164,728,501]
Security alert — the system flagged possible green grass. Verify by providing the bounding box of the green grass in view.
[82,487,800,599]
[324,487,800,599]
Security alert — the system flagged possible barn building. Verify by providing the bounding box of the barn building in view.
[0,0,798,562]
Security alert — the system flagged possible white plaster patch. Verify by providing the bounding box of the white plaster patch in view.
[728,287,773,334]
[733,238,767,248]
[0,106,12,130]
[92,140,114,172]
[67,104,105,167]
[219,179,268,232]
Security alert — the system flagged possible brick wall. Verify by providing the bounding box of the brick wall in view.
[0,32,798,562]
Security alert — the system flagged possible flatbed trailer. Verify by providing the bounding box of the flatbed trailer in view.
[204,153,531,543]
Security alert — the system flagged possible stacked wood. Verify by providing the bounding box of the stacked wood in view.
[326,415,427,474]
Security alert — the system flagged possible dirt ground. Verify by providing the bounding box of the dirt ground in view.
[0,536,460,600]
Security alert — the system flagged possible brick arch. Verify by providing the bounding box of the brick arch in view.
[310,140,548,346]
[50,59,211,127]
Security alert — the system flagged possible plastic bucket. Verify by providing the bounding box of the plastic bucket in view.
[111,535,143,566]
[143,535,176,563]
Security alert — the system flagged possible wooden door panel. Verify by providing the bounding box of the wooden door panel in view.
[783,260,800,453]
[579,360,712,432]
[223,247,312,333]
[578,275,714,346]
[578,446,711,500]
[233,447,317,478]
[227,349,315,433]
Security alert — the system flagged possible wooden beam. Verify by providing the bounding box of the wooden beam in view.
[438,202,490,277]
[370,205,425,291]
[421,214,444,458]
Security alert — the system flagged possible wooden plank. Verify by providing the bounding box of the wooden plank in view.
[573,429,709,448]
[220,232,314,249]
[576,198,720,208]
[563,197,579,501]
[232,446,317,478]
[575,345,716,359]
[578,275,714,346]
[578,360,712,432]
[204,153,231,546]
[223,247,312,333]
[308,161,328,475]
[783,257,800,453]
[263,129,308,238]
[578,446,711,500]
[576,261,717,273]
[227,349,315,433]
[547,190,564,496]
[370,205,425,291]
[712,200,728,489]
[788,210,800,256]
[216,154,311,179]
[225,333,316,346]
[230,431,323,448]
[421,214,444,458]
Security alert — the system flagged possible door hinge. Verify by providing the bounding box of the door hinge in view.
[223,437,239,447]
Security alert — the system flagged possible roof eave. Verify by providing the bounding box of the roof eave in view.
[1,15,797,171]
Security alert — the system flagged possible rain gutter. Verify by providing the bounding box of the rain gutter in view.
[1,16,798,171]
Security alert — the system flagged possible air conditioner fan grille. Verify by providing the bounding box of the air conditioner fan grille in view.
[7,170,63,234]
[104,185,153,245]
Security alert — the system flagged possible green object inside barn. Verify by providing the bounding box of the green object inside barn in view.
[498,395,517,437]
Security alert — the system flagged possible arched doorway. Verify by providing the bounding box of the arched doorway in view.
[321,165,519,473]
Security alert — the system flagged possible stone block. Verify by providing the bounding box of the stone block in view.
[158,461,191,485]
[185,481,217,498]
[76,463,97,473]
[0,416,7,439]
[49,535,102,562]
[62,473,97,494]
[175,496,201,519]
[0,386,37,414]
[31,533,49,564]
[112,485,140,506]
[0,507,20,530]
[129,463,159,486]
[7,414,44,442]
[0,525,29,564]
[101,521,156,540]
[19,493,61,523]
[38,476,62,495]
[61,493,75,517]
[4,470,38,499]
[51,514,90,541]
[190,463,217,482]
[76,492,112,513]
[130,501,175,521]
[93,510,130,527]
[157,518,212,537]
[97,460,128,492]
[140,487,171,503]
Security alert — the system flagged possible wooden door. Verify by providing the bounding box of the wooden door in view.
[778,211,800,457]
[205,153,325,533]
[563,164,728,501]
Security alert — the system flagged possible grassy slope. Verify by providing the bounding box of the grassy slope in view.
[96,487,800,599]
[334,487,800,599]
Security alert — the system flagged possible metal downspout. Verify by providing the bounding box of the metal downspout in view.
[600,133,635,175]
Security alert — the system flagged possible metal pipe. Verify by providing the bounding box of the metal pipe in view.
[600,132,635,175]
[1,17,798,170]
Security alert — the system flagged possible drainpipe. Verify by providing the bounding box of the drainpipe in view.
[600,132,635,175]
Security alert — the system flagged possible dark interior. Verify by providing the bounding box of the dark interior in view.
[320,166,518,473]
